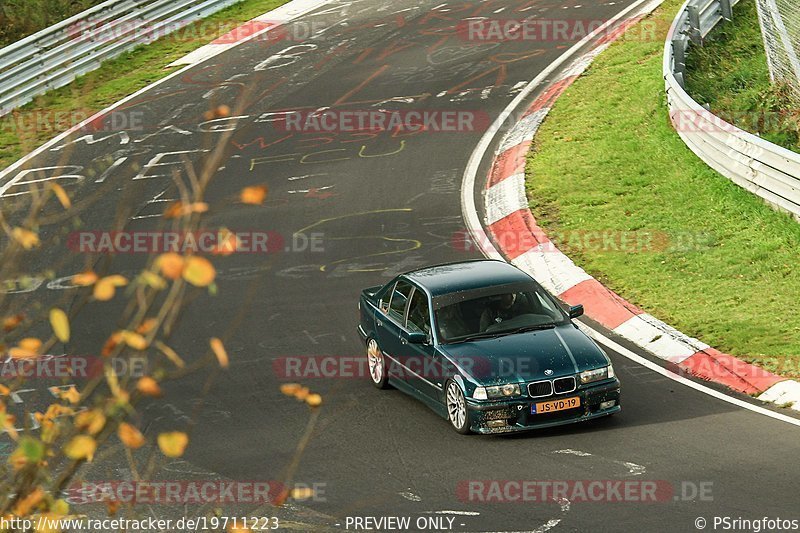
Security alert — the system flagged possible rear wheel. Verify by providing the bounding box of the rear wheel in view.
[446,380,471,434]
[367,338,389,389]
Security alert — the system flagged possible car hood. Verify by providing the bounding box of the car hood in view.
[437,324,608,386]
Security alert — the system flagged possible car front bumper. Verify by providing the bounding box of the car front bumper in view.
[465,379,620,434]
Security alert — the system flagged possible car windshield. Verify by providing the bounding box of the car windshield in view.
[433,282,569,343]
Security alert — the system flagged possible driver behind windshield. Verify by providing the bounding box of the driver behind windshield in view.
[479,293,523,332]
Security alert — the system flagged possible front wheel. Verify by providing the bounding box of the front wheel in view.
[366,338,389,389]
[446,380,471,434]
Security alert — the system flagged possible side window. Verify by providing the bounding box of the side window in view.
[387,280,413,322]
[407,289,431,336]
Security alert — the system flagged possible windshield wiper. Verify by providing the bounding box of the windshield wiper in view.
[508,323,557,334]
[447,323,557,344]
[447,331,509,344]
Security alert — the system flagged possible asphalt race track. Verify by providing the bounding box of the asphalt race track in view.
[2,0,800,531]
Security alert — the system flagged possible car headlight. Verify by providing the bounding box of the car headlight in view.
[473,383,521,400]
[579,365,615,384]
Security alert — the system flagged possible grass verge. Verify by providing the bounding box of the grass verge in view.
[0,0,289,170]
[525,0,800,377]
[685,0,799,152]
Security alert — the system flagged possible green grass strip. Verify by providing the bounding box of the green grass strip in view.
[525,0,800,377]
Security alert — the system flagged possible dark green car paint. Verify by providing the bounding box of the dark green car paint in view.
[358,260,620,434]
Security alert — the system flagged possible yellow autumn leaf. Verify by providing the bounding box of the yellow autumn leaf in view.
[49,308,70,343]
[136,376,162,397]
[93,275,128,301]
[240,185,268,205]
[120,330,148,350]
[210,337,229,368]
[290,487,315,500]
[51,183,72,209]
[12,227,40,249]
[157,431,188,458]
[156,253,185,280]
[139,270,167,290]
[75,409,106,435]
[305,393,323,407]
[64,435,97,462]
[183,256,216,287]
[118,422,145,449]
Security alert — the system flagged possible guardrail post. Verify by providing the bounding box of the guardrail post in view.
[672,38,686,76]
[720,0,733,21]
[687,5,702,44]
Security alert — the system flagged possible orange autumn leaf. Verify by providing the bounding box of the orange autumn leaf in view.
[118,422,145,449]
[12,487,44,516]
[12,227,40,249]
[102,332,123,357]
[183,256,216,287]
[211,227,240,256]
[3,313,24,332]
[136,376,162,397]
[157,431,188,458]
[156,253,185,280]
[136,318,158,335]
[106,499,120,516]
[64,435,97,461]
[49,308,70,342]
[73,271,99,286]
[56,385,81,405]
[293,387,310,401]
[0,384,9,396]
[75,409,106,435]
[240,185,268,205]
[279,383,302,396]
[51,183,72,209]
[164,201,208,219]
[210,337,229,369]
[10,338,41,359]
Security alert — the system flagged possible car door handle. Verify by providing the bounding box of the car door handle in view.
[377,320,382,327]
[400,337,408,345]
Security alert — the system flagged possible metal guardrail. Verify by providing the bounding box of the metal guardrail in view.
[664,0,800,220]
[0,0,243,117]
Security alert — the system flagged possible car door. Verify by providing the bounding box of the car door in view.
[403,287,442,401]
[377,279,413,383]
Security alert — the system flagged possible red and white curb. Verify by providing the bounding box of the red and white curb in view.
[480,26,800,410]
[168,0,327,67]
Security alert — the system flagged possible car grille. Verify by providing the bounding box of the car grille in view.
[553,376,576,394]
[528,380,553,398]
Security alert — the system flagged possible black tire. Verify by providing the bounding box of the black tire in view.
[366,338,390,389]
[445,380,472,434]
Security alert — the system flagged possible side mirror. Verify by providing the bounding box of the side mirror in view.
[407,332,428,344]
[568,304,584,319]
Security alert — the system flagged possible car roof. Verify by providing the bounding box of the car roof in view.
[403,260,533,297]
